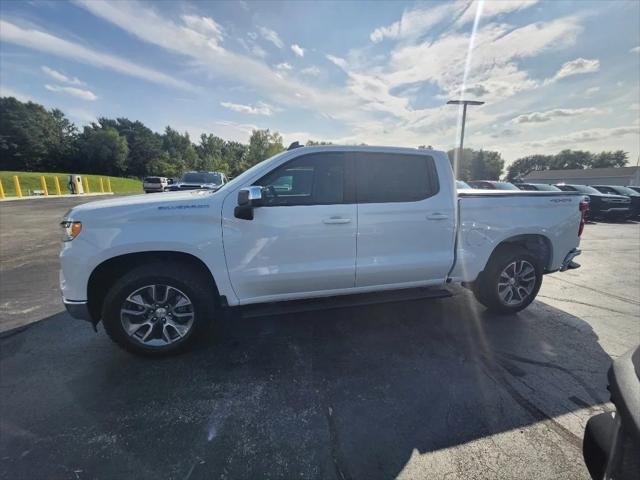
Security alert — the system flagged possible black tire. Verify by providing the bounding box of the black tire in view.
[472,245,543,314]
[102,262,216,356]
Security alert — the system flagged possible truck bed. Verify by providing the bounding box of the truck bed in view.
[450,189,584,282]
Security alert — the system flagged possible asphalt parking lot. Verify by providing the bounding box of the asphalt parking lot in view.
[1,197,639,479]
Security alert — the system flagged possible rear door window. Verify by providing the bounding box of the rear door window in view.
[355,153,438,203]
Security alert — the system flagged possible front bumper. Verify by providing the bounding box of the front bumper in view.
[63,298,92,322]
[599,207,630,216]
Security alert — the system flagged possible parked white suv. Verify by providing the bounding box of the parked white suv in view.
[143,176,169,193]
[60,146,586,355]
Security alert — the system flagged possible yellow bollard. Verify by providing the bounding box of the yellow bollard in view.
[54,176,62,195]
[40,175,49,196]
[107,178,112,193]
[83,176,90,193]
[73,176,81,195]
[0,179,5,199]
[99,177,105,193]
[13,175,23,198]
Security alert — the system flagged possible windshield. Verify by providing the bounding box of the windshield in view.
[216,150,290,194]
[614,186,640,196]
[144,177,162,183]
[572,185,601,194]
[182,172,222,185]
[493,182,520,191]
[531,184,561,191]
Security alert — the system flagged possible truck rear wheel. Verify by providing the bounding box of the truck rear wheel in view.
[473,245,543,314]
[102,263,215,356]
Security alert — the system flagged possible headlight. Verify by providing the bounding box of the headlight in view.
[60,221,82,242]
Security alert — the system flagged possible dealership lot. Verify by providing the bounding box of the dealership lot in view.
[1,197,639,479]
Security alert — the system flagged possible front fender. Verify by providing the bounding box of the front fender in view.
[59,212,236,305]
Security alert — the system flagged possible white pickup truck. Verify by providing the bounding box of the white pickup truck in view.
[60,146,586,355]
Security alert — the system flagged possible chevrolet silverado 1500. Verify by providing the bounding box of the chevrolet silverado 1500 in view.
[60,146,586,355]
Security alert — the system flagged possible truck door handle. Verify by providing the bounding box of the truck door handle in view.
[427,213,449,221]
[323,217,352,224]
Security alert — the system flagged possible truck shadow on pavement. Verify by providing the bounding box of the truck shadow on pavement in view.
[1,289,611,479]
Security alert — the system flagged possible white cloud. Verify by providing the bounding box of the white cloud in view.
[251,45,268,58]
[220,101,273,115]
[0,19,194,91]
[276,62,292,71]
[385,17,582,101]
[489,128,519,139]
[585,86,600,96]
[300,66,321,76]
[456,0,540,26]
[181,15,224,45]
[525,125,639,148]
[41,66,85,85]
[631,46,640,54]
[370,0,539,43]
[258,26,283,48]
[326,55,347,69]
[545,58,600,84]
[74,0,357,118]
[45,84,97,101]
[239,38,267,58]
[0,85,34,102]
[370,2,454,43]
[291,44,304,57]
[513,107,602,124]
[462,84,490,96]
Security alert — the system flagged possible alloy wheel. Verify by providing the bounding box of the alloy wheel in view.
[120,284,195,347]
[497,260,537,307]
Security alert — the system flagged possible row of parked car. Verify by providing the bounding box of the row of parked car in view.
[457,180,640,220]
[143,171,229,193]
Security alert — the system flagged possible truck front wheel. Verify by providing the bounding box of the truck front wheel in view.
[102,263,215,356]
[473,245,543,314]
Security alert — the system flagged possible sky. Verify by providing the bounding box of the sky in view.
[1,0,639,166]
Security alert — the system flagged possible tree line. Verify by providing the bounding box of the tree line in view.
[505,150,629,181]
[0,97,630,181]
[0,97,286,178]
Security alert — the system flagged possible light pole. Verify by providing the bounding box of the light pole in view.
[447,99,484,178]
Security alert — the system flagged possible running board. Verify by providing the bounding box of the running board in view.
[239,287,453,319]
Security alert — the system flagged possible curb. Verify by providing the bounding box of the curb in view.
[1,192,115,202]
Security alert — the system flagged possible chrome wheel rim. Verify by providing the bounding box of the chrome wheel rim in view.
[120,284,194,347]
[497,260,536,307]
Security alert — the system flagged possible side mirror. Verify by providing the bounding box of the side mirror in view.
[235,186,263,220]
